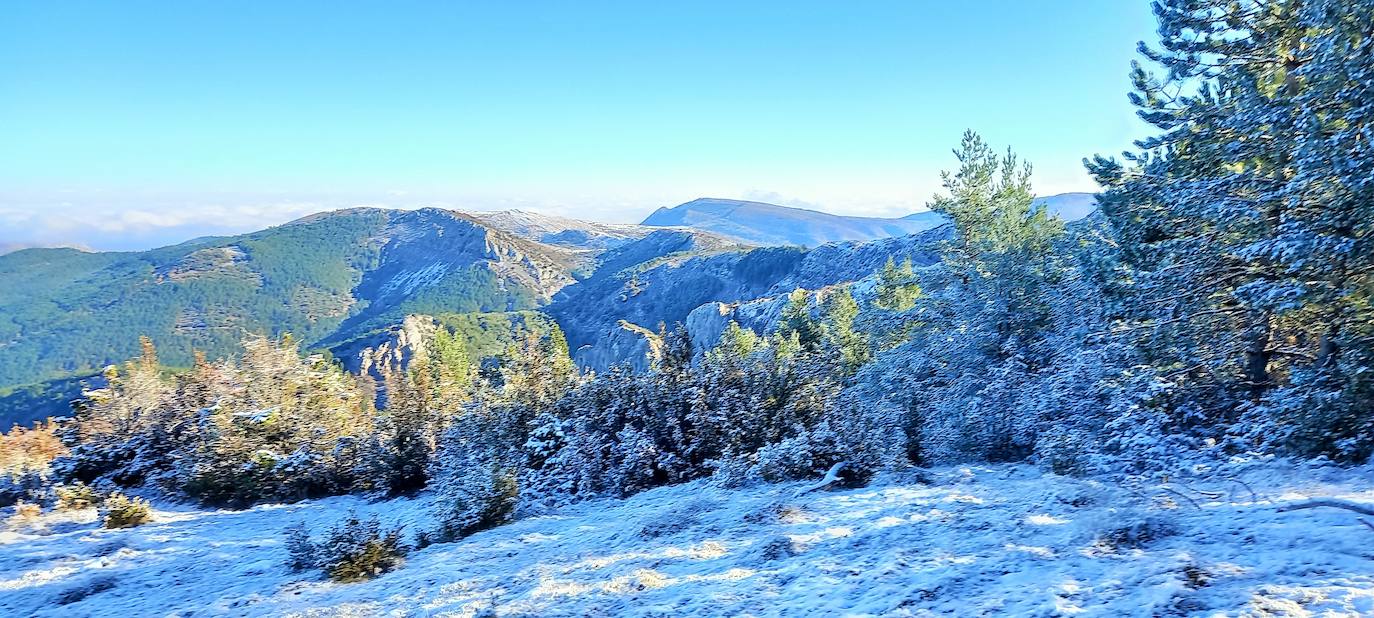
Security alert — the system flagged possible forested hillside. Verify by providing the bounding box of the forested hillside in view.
[0,208,577,422]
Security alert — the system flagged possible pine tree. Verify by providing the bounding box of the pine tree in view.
[874,256,921,312]
[777,289,822,351]
[820,286,870,375]
[1086,0,1374,459]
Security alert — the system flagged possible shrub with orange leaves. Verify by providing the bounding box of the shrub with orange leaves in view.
[0,419,68,481]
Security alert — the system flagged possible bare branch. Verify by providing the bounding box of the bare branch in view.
[1276,499,1374,517]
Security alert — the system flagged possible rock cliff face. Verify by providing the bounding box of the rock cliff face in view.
[549,225,950,372]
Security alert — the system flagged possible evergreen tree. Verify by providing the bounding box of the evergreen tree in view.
[820,286,870,375]
[777,289,822,351]
[1086,0,1374,459]
[874,256,921,312]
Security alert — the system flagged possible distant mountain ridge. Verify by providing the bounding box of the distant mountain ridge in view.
[641,198,942,247]
[644,193,1096,247]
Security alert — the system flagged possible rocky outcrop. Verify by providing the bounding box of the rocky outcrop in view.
[552,226,948,371]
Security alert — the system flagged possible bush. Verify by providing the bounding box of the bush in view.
[431,462,518,541]
[1034,427,1092,477]
[0,470,46,509]
[1096,509,1178,551]
[9,499,41,524]
[284,521,318,572]
[101,492,153,529]
[0,420,68,482]
[317,512,407,582]
[430,421,520,541]
[55,482,102,510]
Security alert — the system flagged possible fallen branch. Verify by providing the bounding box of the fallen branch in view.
[1228,478,1259,504]
[1177,482,1224,500]
[1157,486,1201,510]
[1276,499,1374,517]
[794,462,852,498]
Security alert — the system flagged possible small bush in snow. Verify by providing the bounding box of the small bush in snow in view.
[754,535,802,561]
[1035,427,1092,477]
[9,499,41,524]
[317,512,407,583]
[429,421,520,542]
[637,498,716,539]
[55,482,102,510]
[750,434,837,484]
[1096,510,1177,550]
[101,492,152,529]
[284,521,318,572]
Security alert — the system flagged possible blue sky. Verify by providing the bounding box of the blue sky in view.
[0,1,1157,250]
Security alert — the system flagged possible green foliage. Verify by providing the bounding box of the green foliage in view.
[101,492,152,528]
[54,482,101,510]
[315,512,407,583]
[0,213,384,397]
[820,286,870,375]
[874,256,921,312]
[777,289,822,351]
[707,321,761,364]
[431,311,560,363]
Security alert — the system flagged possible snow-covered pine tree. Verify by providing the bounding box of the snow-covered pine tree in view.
[1087,0,1374,460]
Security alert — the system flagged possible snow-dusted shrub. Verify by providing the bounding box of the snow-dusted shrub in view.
[1095,509,1178,551]
[1034,426,1092,477]
[0,470,45,509]
[431,461,517,541]
[284,521,317,572]
[638,497,716,539]
[708,453,755,489]
[753,535,802,562]
[750,435,831,483]
[1097,367,1213,475]
[823,396,909,474]
[316,512,407,583]
[430,418,519,541]
[55,482,102,510]
[611,426,670,496]
[101,492,152,529]
[1241,363,1374,463]
[918,356,1040,465]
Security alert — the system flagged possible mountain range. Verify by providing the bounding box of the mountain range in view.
[640,192,1097,247]
[0,193,1093,426]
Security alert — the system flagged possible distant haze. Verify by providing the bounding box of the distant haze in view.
[0,193,1097,254]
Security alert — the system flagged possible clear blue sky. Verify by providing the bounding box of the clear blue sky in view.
[0,1,1158,250]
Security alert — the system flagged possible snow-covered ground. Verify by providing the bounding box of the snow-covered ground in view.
[4,462,1373,617]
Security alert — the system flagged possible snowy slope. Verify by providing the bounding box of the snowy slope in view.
[4,462,1373,617]
[465,210,653,250]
